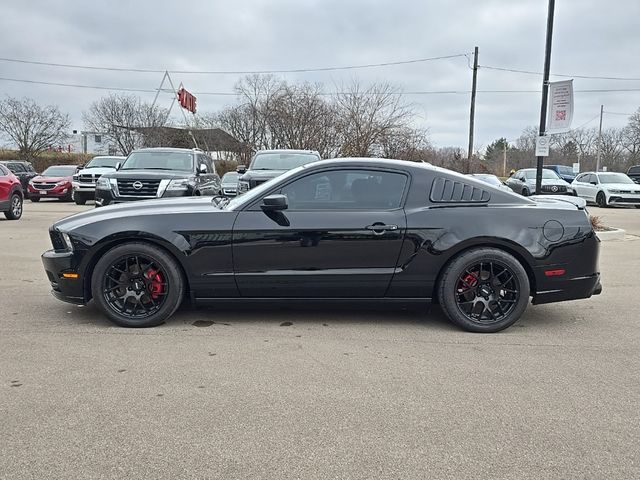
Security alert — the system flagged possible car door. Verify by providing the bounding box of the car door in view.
[195,154,220,195]
[8,162,28,191]
[232,168,409,298]
[572,174,586,197]
[583,174,598,201]
[0,165,12,207]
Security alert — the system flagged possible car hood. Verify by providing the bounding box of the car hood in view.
[601,183,640,191]
[76,167,116,176]
[54,196,221,231]
[240,169,287,181]
[102,170,194,180]
[31,175,72,182]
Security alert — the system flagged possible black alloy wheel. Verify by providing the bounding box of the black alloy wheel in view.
[596,191,608,208]
[91,243,184,327]
[4,194,23,220]
[438,248,530,332]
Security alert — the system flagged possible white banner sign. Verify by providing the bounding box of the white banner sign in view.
[547,80,574,133]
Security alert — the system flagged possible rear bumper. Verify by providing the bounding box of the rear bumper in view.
[41,249,86,304]
[532,272,602,305]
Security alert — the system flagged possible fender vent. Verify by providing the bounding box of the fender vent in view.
[430,177,490,203]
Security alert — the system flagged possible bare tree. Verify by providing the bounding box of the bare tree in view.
[0,97,70,158]
[83,94,168,155]
[379,126,432,162]
[334,81,414,157]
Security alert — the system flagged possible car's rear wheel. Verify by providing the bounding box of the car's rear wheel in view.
[4,194,23,220]
[438,248,530,333]
[522,188,530,197]
[91,243,184,327]
[596,191,608,208]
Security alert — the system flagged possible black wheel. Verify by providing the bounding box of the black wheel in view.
[91,243,185,327]
[74,193,87,205]
[596,191,608,208]
[30,197,40,202]
[438,248,530,333]
[4,194,23,220]
[522,188,530,197]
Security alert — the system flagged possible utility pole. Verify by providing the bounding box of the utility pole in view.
[535,0,555,195]
[596,104,604,172]
[503,141,507,177]
[467,46,479,173]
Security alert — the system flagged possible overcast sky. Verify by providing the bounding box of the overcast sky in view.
[1,0,639,151]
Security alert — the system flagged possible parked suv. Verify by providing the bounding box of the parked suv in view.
[0,163,24,220]
[72,155,124,205]
[0,160,37,198]
[95,148,221,207]
[506,168,574,196]
[237,149,321,194]
[544,164,577,183]
[627,165,640,184]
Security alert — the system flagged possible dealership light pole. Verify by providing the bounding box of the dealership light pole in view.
[535,0,555,195]
[467,46,479,173]
[596,104,604,172]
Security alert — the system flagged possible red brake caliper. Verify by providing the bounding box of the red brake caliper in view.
[145,268,164,299]
[458,272,478,293]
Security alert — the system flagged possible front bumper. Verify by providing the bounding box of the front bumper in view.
[28,185,72,199]
[608,195,640,206]
[41,249,86,304]
[95,188,188,207]
[72,181,97,196]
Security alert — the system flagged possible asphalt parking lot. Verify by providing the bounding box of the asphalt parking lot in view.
[1,200,639,479]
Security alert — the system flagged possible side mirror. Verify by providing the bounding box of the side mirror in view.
[115,162,121,171]
[237,165,247,174]
[261,194,288,211]
[199,163,208,174]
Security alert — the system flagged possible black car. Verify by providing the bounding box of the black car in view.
[0,160,37,198]
[627,165,640,184]
[237,149,321,194]
[42,158,601,333]
[95,148,221,207]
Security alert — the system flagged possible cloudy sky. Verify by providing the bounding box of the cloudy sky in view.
[1,0,639,151]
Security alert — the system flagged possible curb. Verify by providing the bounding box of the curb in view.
[596,228,626,241]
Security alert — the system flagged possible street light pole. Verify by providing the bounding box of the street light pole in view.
[596,104,604,172]
[467,46,479,173]
[535,0,556,195]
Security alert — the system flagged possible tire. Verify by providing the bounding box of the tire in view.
[596,191,608,208]
[91,242,185,327]
[635,205,640,209]
[438,248,530,333]
[4,193,23,220]
[74,193,87,205]
[522,188,530,197]
[30,197,40,202]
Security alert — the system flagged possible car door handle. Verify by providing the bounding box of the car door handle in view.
[366,223,399,235]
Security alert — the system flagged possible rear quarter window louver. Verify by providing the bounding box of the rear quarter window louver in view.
[430,177,490,203]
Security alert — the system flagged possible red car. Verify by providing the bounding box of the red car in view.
[28,165,79,202]
[0,163,23,220]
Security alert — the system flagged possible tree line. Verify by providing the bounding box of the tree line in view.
[2,75,640,175]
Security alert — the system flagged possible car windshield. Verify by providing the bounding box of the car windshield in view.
[599,173,635,184]
[121,152,194,171]
[222,172,239,182]
[225,165,308,210]
[524,170,560,180]
[42,166,77,176]
[472,175,502,186]
[85,157,121,169]
[251,152,318,170]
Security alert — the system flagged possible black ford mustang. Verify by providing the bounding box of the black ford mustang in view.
[42,159,601,332]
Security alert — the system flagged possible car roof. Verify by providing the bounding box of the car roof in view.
[91,155,125,159]
[44,164,79,168]
[130,147,203,154]
[255,149,321,155]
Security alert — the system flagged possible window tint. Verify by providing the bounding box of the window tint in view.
[575,173,587,182]
[9,163,25,173]
[587,174,597,184]
[0,164,8,175]
[199,154,215,174]
[280,169,407,210]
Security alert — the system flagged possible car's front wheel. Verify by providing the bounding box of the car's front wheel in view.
[73,192,87,205]
[4,193,23,220]
[438,248,530,333]
[596,191,608,208]
[91,243,185,327]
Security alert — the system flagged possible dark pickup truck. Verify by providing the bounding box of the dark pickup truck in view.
[628,165,640,184]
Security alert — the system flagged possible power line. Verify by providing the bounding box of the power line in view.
[479,64,640,81]
[604,110,636,116]
[3,75,640,96]
[0,53,470,75]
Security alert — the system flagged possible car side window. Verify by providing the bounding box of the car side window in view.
[203,155,215,175]
[0,164,8,176]
[280,169,408,210]
[9,163,25,173]
[588,174,597,184]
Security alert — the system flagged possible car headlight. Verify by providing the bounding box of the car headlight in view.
[165,179,191,191]
[608,189,621,194]
[61,232,74,252]
[238,180,250,193]
[72,174,79,181]
[96,177,111,189]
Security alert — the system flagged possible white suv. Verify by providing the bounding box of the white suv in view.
[72,156,124,205]
[572,171,640,208]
